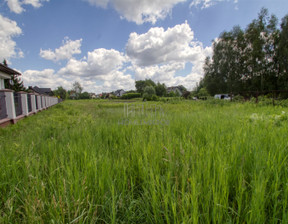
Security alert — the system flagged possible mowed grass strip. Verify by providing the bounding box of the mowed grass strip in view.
[0,100,288,223]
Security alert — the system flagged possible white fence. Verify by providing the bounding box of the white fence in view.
[0,89,62,127]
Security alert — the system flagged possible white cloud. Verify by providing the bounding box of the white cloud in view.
[83,0,110,8]
[22,69,71,90]
[58,48,127,77]
[84,0,186,24]
[126,22,212,90]
[189,0,236,9]
[40,38,82,62]
[23,22,213,92]
[0,14,23,60]
[5,0,49,14]
[24,48,134,93]
[133,62,204,90]
[126,22,211,67]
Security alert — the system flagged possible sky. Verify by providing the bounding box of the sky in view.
[0,0,287,93]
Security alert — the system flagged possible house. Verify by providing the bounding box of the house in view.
[29,86,53,96]
[0,63,21,90]
[113,89,126,97]
[167,86,183,96]
[90,93,96,99]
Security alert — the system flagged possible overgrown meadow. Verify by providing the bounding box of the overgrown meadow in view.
[0,100,288,223]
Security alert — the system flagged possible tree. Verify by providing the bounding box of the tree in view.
[277,15,288,90]
[3,59,8,66]
[143,86,157,101]
[53,86,67,99]
[202,8,286,96]
[79,92,90,99]
[143,86,156,95]
[155,82,167,97]
[3,60,26,91]
[135,79,156,95]
[72,81,83,99]
[182,91,191,99]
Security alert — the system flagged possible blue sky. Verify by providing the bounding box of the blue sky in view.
[0,0,287,93]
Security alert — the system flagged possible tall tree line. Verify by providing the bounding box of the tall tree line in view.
[202,8,288,96]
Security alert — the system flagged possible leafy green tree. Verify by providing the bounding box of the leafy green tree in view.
[182,91,191,99]
[202,8,286,96]
[135,79,156,95]
[198,88,209,97]
[79,92,90,99]
[277,15,288,90]
[143,85,158,101]
[72,81,83,99]
[155,82,167,97]
[53,86,67,99]
[3,59,8,66]
[3,60,26,91]
[143,86,156,95]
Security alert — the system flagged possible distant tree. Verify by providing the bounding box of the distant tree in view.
[155,82,167,97]
[143,85,158,101]
[277,15,288,89]
[168,91,176,97]
[53,86,67,99]
[3,59,8,66]
[198,88,209,97]
[3,60,26,91]
[79,92,90,99]
[177,85,187,93]
[135,79,156,95]
[72,81,83,99]
[201,8,288,96]
[182,91,191,99]
[143,86,156,95]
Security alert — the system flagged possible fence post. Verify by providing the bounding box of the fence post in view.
[37,95,42,111]
[30,94,37,113]
[19,91,28,116]
[41,96,46,109]
[4,89,16,122]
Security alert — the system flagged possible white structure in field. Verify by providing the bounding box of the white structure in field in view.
[214,94,231,100]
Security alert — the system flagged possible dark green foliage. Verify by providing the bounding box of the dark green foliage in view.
[182,91,191,99]
[3,59,8,66]
[53,86,67,100]
[155,82,167,97]
[72,81,83,99]
[4,74,26,91]
[79,91,90,99]
[2,60,26,91]
[201,9,288,97]
[135,79,156,95]
[121,93,141,99]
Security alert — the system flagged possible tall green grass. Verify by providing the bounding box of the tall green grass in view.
[0,100,287,223]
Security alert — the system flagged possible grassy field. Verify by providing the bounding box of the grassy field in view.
[0,99,288,223]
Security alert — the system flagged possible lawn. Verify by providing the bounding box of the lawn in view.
[0,99,288,223]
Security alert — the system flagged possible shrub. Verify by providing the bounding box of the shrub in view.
[143,93,158,101]
[233,95,244,102]
[121,93,141,99]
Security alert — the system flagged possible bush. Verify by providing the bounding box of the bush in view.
[233,95,244,102]
[143,93,158,101]
[121,93,141,99]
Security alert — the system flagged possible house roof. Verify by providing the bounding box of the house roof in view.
[114,89,125,93]
[29,86,53,95]
[0,63,21,76]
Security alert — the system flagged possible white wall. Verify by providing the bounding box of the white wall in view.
[0,78,4,90]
